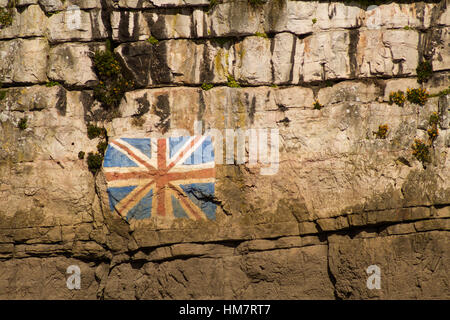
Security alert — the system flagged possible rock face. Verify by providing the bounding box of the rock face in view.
[0,0,449,300]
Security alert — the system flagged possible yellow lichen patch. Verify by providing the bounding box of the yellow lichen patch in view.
[214,48,229,79]
[237,96,247,128]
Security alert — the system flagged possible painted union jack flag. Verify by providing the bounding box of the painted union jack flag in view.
[103,136,216,221]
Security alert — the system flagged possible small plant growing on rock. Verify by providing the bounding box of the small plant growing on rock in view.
[255,32,268,38]
[87,124,106,140]
[92,44,134,110]
[147,36,159,45]
[94,78,133,108]
[208,0,217,12]
[87,152,103,174]
[373,124,389,139]
[201,82,214,91]
[430,85,450,97]
[78,151,85,160]
[227,75,241,88]
[313,100,323,110]
[389,90,406,107]
[406,88,429,106]
[429,112,440,126]
[410,112,441,167]
[18,117,27,130]
[411,139,430,165]
[427,125,439,143]
[213,37,232,46]
[97,141,108,156]
[85,124,108,174]
[0,84,6,101]
[45,11,61,18]
[93,50,121,78]
[427,112,440,143]
[416,59,433,84]
[0,6,13,29]
[45,81,60,87]
[312,18,317,24]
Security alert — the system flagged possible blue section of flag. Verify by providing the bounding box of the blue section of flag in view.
[122,138,151,158]
[171,195,189,218]
[169,137,190,158]
[104,145,139,167]
[107,186,137,212]
[183,136,214,165]
[126,189,152,220]
[180,183,216,220]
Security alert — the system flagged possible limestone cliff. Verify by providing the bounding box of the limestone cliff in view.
[0,0,449,299]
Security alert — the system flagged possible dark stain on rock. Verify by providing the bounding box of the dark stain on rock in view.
[55,87,67,116]
[135,93,150,117]
[145,10,168,40]
[133,10,140,40]
[154,94,170,133]
[79,91,95,122]
[90,10,104,40]
[348,29,359,78]
[116,42,172,87]
[100,0,112,39]
[118,11,131,41]
[418,0,446,61]
[396,60,404,76]
[328,3,337,19]
[288,35,297,83]
[277,103,288,112]
[118,10,139,41]
[373,78,386,96]
[198,90,206,120]
[187,8,197,38]
[277,117,290,126]
[150,42,173,85]
[200,41,215,83]
[264,0,287,32]
[249,95,256,125]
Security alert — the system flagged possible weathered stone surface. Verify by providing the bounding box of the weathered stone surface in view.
[47,9,108,43]
[0,257,99,299]
[114,27,427,85]
[357,29,419,77]
[111,11,151,42]
[48,43,105,86]
[104,244,334,299]
[318,81,381,105]
[0,38,48,83]
[37,0,101,11]
[432,27,450,72]
[113,0,209,9]
[329,231,450,299]
[16,0,39,6]
[363,2,435,30]
[108,1,443,41]
[0,85,64,112]
[0,5,47,40]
